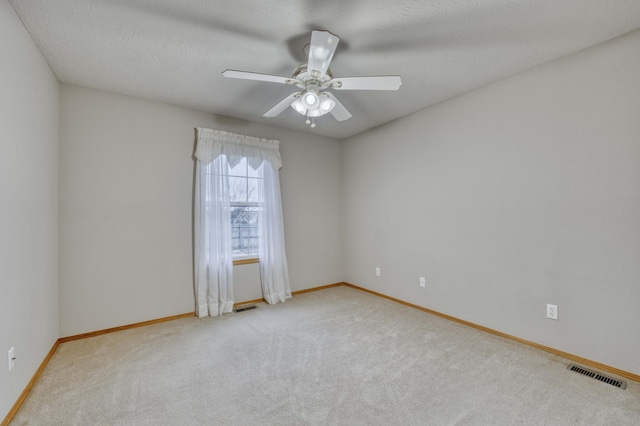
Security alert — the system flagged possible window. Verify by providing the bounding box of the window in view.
[203,156,264,262]
[206,157,264,264]
[194,128,290,315]
[229,157,263,259]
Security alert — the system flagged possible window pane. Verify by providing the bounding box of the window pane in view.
[228,157,264,258]
[247,178,261,202]
[231,206,260,257]
[228,157,247,177]
[229,176,247,202]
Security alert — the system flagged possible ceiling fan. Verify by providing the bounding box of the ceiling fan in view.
[222,30,402,128]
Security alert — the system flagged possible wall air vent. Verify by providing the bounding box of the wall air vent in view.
[567,364,627,389]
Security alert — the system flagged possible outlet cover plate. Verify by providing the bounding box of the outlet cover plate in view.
[419,277,426,288]
[375,267,381,277]
[547,304,558,320]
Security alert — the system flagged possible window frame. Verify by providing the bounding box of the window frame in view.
[229,158,263,262]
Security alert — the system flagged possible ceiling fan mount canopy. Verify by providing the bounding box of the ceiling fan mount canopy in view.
[222,30,402,127]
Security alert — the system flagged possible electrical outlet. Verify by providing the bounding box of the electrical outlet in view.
[375,267,381,277]
[547,304,558,320]
[419,277,426,288]
[8,347,15,371]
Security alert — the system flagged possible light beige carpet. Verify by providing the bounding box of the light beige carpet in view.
[12,286,640,425]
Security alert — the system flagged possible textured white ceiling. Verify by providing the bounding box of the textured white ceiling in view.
[9,0,640,139]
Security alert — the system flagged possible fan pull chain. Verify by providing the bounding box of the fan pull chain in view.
[305,114,316,127]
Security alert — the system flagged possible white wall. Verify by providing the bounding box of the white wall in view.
[342,29,640,375]
[59,84,342,336]
[0,1,59,420]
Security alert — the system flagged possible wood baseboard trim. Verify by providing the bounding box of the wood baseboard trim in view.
[342,283,640,383]
[58,312,195,343]
[234,298,266,307]
[1,340,60,426]
[233,282,344,308]
[292,282,343,296]
[60,283,346,342]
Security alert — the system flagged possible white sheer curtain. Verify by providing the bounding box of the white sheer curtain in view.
[194,155,234,317]
[194,128,291,315]
[259,163,291,304]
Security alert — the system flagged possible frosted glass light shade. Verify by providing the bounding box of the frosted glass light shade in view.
[291,99,306,114]
[320,98,335,112]
[301,90,320,109]
[290,91,336,119]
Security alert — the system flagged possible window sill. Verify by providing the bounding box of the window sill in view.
[233,258,259,266]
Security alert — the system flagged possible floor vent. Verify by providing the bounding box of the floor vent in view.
[567,364,627,389]
[233,305,257,313]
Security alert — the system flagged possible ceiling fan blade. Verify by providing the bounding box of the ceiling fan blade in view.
[332,76,402,91]
[222,69,294,85]
[263,92,300,117]
[324,92,352,122]
[307,30,339,76]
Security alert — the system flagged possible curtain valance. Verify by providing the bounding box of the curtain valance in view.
[194,128,282,170]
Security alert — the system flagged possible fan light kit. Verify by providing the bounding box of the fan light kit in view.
[291,90,336,127]
[223,30,402,128]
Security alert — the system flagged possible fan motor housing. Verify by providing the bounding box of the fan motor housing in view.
[291,64,333,89]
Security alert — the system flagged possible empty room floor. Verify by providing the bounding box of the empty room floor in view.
[12,286,640,425]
